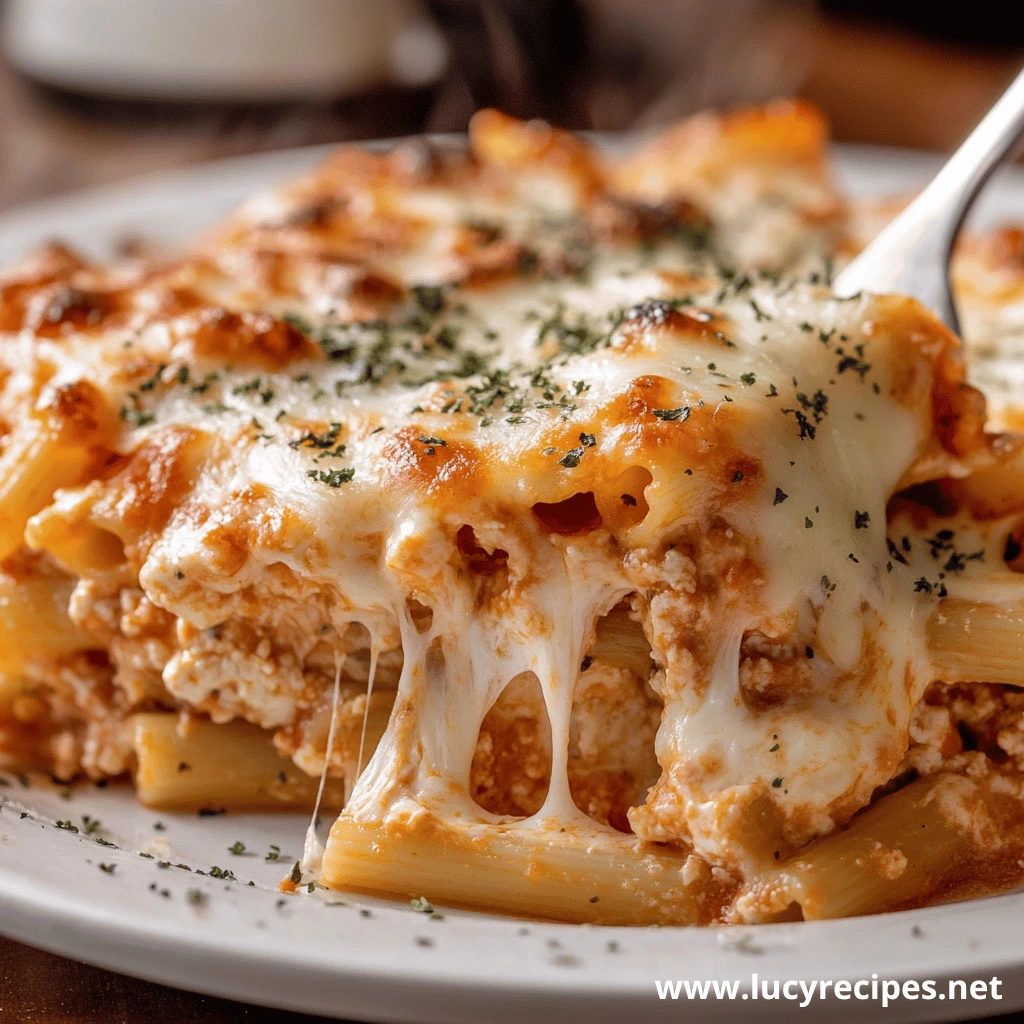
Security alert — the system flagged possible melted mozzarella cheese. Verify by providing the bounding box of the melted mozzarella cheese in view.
[92,255,954,870]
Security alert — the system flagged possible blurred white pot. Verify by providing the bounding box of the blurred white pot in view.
[1,0,447,100]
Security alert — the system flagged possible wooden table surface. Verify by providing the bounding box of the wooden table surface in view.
[1,10,1023,1023]
[0,935,344,1023]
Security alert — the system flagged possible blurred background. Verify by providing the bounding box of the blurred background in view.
[0,0,1021,211]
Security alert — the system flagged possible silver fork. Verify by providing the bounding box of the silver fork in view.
[833,66,1024,333]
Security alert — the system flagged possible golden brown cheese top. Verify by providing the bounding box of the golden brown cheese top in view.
[0,107,1003,873]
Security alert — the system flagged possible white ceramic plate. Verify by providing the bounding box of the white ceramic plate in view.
[2,140,1024,1024]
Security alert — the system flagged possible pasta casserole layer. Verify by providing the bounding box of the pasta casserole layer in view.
[2,103,1024,924]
